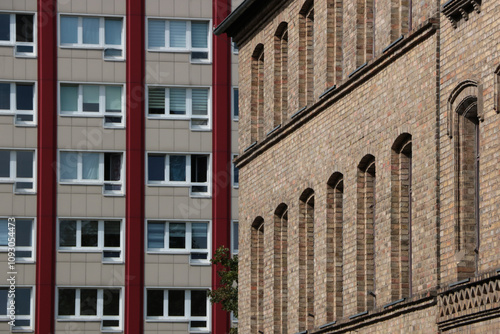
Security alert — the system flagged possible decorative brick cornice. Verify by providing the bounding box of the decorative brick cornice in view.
[437,271,500,331]
[235,17,438,169]
[442,0,481,28]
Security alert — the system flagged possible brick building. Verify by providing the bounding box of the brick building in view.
[0,0,241,333]
[216,0,500,333]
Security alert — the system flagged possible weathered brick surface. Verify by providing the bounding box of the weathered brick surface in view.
[229,0,500,332]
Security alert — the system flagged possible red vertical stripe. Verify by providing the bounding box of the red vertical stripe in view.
[124,0,145,332]
[212,0,232,333]
[35,0,57,333]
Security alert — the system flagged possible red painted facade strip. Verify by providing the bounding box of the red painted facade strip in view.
[35,0,58,333]
[124,0,145,332]
[212,0,232,333]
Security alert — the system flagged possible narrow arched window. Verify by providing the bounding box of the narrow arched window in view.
[391,134,412,300]
[273,204,288,333]
[455,96,480,278]
[357,155,376,312]
[251,217,264,332]
[299,188,315,330]
[356,0,374,67]
[327,0,343,86]
[299,0,314,107]
[326,173,344,321]
[251,44,264,142]
[274,23,288,126]
[390,0,410,42]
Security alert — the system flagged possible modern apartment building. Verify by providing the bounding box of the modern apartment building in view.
[217,0,500,333]
[0,0,240,333]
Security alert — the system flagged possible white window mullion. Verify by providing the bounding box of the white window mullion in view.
[75,289,81,317]
[186,21,192,51]
[99,153,105,182]
[78,84,83,113]
[165,88,170,115]
[10,14,15,43]
[99,85,105,115]
[164,290,168,318]
[97,289,104,318]
[186,88,192,117]
[185,290,191,319]
[98,220,104,249]
[186,223,192,252]
[76,220,82,248]
[99,18,105,47]
[77,17,83,44]
[10,151,15,180]
[165,222,170,250]
[165,21,170,49]
[10,83,15,113]
[165,155,170,182]
[186,155,192,184]
[77,153,83,181]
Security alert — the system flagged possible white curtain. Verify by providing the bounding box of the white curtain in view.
[169,21,186,48]
[82,17,99,44]
[105,18,122,45]
[148,20,165,48]
[60,85,78,112]
[82,153,99,180]
[60,152,78,180]
[60,16,78,44]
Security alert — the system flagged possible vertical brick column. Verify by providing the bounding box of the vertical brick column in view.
[212,0,231,333]
[124,0,145,332]
[35,0,57,332]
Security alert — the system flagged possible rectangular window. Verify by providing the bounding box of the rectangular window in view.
[0,150,36,193]
[147,86,210,130]
[0,12,35,57]
[59,151,124,195]
[0,286,33,330]
[147,153,210,196]
[0,218,35,262]
[147,221,210,264]
[147,18,210,63]
[0,81,36,126]
[59,15,124,60]
[59,83,124,128]
[232,87,239,121]
[58,219,123,263]
[231,220,239,255]
[232,154,239,188]
[232,40,238,54]
[57,287,122,331]
[146,289,209,331]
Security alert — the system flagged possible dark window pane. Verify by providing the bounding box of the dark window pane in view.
[82,85,99,112]
[16,151,33,178]
[80,289,97,316]
[13,319,30,327]
[81,220,98,247]
[16,84,33,110]
[58,289,76,316]
[147,222,165,248]
[191,155,207,183]
[16,14,33,42]
[190,252,207,260]
[148,87,165,114]
[169,155,186,181]
[105,153,122,181]
[148,155,165,181]
[233,163,239,185]
[191,321,207,328]
[0,151,10,178]
[233,88,239,117]
[168,290,184,316]
[103,289,120,316]
[0,14,10,41]
[102,320,119,327]
[59,220,77,247]
[191,223,207,249]
[15,219,32,247]
[169,223,185,249]
[146,290,164,317]
[191,290,207,316]
[15,288,31,316]
[0,83,10,110]
[104,221,120,247]
[0,288,7,315]
[16,250,31,258]
[233,222,239,252]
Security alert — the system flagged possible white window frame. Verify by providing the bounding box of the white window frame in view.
[146,152,211,197]
[0,149,37,194]
[0,285,34,331]
[0,80,37,126]
[145,288,211,333]
[0,11,37,58]
[0,217,36,263]
[231,87,239,121]
[58,82,125,128]
[146,85,211,131]
[56,287,123,332]
[232,154,239,189]
[146,17,212,64]
[231,220,238,256]
[58,150,125,196]
[58,14,125,61]
[57,218,124,263]
[146,220,211,265]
